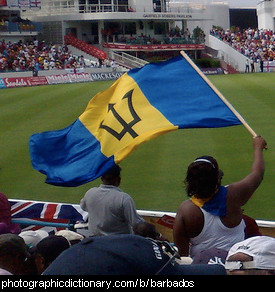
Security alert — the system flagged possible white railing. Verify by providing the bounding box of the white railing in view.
[137,209,275,230]
[9,198,275,234]
[110,51,148,69]
[23,1,208,16]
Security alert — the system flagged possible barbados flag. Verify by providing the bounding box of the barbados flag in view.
[29,54,242,187]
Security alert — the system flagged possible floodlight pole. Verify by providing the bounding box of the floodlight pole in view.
[180,50,258,138]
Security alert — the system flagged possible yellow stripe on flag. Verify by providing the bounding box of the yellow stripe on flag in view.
[79,73,177,163]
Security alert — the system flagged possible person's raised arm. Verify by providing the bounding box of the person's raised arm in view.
[227,135,267,206]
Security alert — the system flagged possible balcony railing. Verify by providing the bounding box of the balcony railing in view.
[22,2,206,16]
[0,22,42,34]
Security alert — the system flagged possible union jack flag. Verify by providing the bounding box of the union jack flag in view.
[9,199,88,233]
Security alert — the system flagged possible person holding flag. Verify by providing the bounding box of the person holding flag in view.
[173,135,267,257]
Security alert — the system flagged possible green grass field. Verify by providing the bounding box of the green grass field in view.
[0,72,274,220]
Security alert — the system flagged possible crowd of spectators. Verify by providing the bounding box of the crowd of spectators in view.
[210,26,274,61]
[0,39,85,72]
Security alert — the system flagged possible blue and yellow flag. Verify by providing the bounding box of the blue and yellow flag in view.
[29,55,242,187]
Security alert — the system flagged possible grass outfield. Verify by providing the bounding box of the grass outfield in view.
[0,72,274,220]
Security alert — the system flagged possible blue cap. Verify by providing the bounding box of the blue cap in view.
[43,234,226,275]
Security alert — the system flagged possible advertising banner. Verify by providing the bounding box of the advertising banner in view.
[0,71,123,89]
[46,73,92,84]
[68,72,92,83]
[90,72,124,81]
[2,76,47,88]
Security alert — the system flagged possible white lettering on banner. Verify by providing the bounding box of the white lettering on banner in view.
[46,74,71,84]
[69,73,92,82]
[4,78,28,87]
[143,13,192,19]
[46,73,92,84]
[2,76,48,88]
[90,72,123,81]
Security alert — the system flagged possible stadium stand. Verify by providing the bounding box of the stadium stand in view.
[0,39,86,72]
[210,27,275,62]
[0,37,125,74]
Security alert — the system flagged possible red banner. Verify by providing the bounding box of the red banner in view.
[3,76,47,88]
[0,0,7,6]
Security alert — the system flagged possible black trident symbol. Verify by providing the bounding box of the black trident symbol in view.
[99,89,141,140]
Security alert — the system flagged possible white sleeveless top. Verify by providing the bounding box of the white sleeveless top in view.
[189,208,245,258]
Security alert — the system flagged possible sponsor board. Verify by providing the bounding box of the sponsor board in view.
[2,76,47,88]
[90,72,124,81]
[1,71,123,88]
[46,73,92,84]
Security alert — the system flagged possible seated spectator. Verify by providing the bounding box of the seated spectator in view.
[43,234,226,275]
[0,192,21,235]
[190,215,261,265]
[34,235,70,274]
[0,233,29,275]
[80,165,144,236]
[173,136,267,257]
[225,236,275,275]
[18,230,49,275]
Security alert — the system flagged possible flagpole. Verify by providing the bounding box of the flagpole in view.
[180,50,257,138]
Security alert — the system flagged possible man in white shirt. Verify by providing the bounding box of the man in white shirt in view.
[80,165,144,236]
